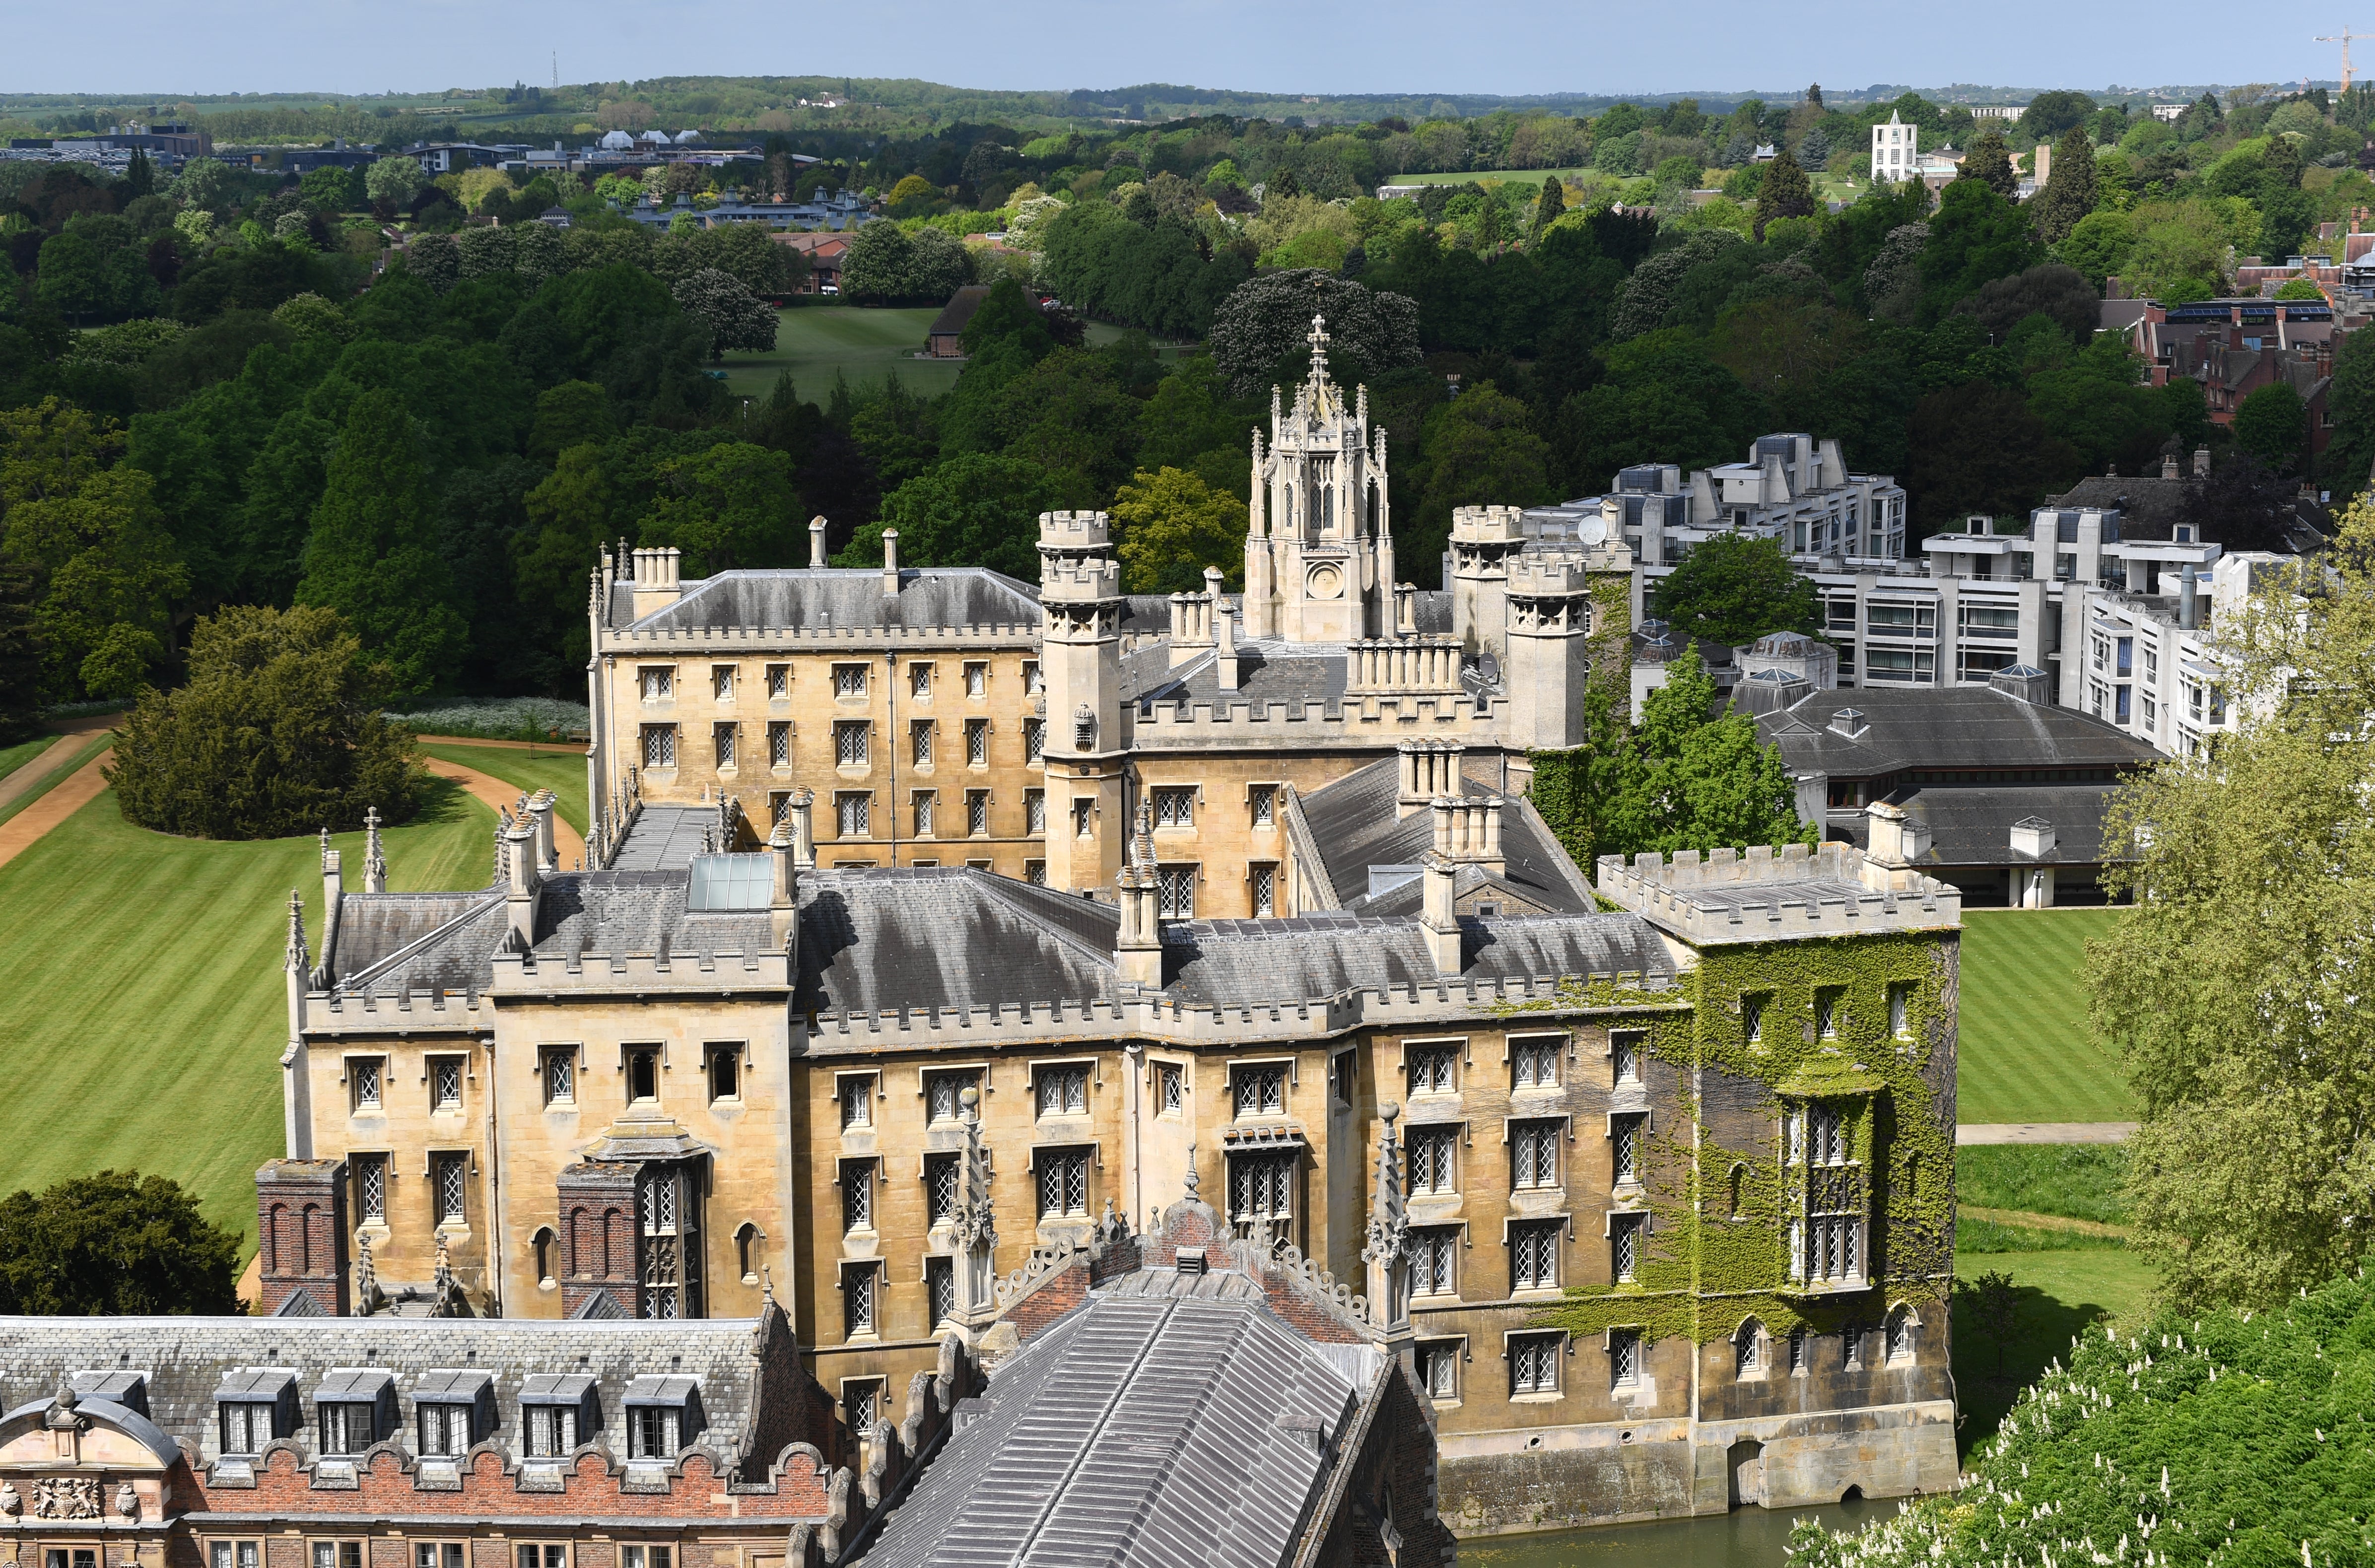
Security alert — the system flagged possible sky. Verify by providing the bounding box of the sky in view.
[1,0,2346,99]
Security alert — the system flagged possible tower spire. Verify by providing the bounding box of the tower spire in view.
[284,889,310,973]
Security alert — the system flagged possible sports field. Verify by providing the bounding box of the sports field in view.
[718,306,1194,400]
[0,776,494,1243]
[1956,907,2133,1124]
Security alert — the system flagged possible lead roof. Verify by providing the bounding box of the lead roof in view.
[1760,687,2158,780]
[609,568,1043,635]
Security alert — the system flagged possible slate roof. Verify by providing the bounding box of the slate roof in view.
[609,569,1041,634]
[853,1293,1372,1568]
[324,844,1669,1014]
[1829,783,2122,867]
[331,891,505,996]
[795,869,1119,1016]
[1295,756,1597,916]
[1160,910,1670,1001]
[0,1317,769,1472]
[1760,687,2158,781]
[1132,647,1353,708]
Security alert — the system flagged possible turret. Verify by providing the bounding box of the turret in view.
[1447,506,1526,664]
[1037,512,1126,896]
[1502,552,1596,748]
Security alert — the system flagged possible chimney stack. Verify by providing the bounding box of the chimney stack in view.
[809,515,828,569]
[2193,446,2211,478]
[1420,844,1461,975]
[1216,594,1240,690]
[2162,450,2179,480]
[503,813,541,952]
[881,529,900,598]
[527,791,557,875]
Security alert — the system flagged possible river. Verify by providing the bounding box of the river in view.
[1460,1496,1893,1568]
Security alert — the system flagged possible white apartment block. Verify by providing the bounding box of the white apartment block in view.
[1523,443,2295,759]
[1871,112,1918,181]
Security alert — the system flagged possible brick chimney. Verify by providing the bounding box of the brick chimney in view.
[255,1159,349,1316]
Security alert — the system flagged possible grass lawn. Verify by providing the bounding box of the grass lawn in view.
[417,741,591,836]
[1958,908,2134,1124]
[720,306,961,400]
[0,733,114,831]
[0,778,495,1245]
[718,306,1200,401]
[1957,1144,2129,1225]
[0,734,58,786]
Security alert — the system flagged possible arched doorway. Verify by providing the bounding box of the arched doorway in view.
[1727,1438,1765,1508]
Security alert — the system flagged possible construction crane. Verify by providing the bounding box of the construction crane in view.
[2319,27,2365,91]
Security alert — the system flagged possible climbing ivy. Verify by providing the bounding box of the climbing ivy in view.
[1531,927,1960,1348]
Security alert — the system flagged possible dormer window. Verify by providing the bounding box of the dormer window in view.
[519,1374,601,1458]
[622,1375,704,1459]
[412,1370,494,1458]
[213,1370,297,1456]
[314,1369,395,1456]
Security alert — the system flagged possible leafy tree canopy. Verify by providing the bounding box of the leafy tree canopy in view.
[0,1170,241,1315]
[109,601,423,840]
[1649,532,1821,648]
[1206,269,1422,395]
[1111,465,1247,594]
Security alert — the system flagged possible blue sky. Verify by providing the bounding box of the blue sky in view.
[2,0,2342,99]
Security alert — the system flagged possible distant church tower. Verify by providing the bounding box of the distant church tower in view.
[1244,314,1394,643]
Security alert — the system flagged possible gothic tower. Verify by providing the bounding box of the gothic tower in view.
[1037,510,1126,896]
[1244,315,1393,644]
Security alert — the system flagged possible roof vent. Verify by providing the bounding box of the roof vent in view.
[1175,1246,1207,1276]
[1828,707,1868,739]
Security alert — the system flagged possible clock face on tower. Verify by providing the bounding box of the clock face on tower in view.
[1306,563,1345,600]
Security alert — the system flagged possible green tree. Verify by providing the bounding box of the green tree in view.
[1531,649,1812,868]
[1206,269,1423,395]
[1920,179,2045,322]
[669,268,777,359]
[299,164,365,212]
[172,156,233,212]
[1,462,186,702]
[2031,129,2100,246]
[2092,495,2375,1308]
[1905,380,2078,538]
[637,441,800,574]
[1649,532,1820,648]
[1413,385,1554,582]
[34,231,108,322]
[0,1170,241,1315]
[837,453,1060,582]
[1110,466,1248,594]
[1753,146,1815,241]
[527,380,615,464]
[1529,174,1566,243]
[1961,130,2018,199]
[2232,382,2308,472]
[0,561,43,741]
[2323,327,2375,495]
[109,603,422,840]
[364,155,426,210]
[295,388,465,701]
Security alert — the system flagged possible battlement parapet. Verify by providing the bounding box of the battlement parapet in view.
[601,622,1041,649]
[1041,559,1123,603]
[1595,844,1962,945]
[1126,692,1492,746]
[1037,509,1112,548]
[1450,504,1527,544]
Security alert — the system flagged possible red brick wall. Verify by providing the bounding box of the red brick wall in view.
[1003,1262,1086,1342]
[256,1160,348,1317]
[557,1162,638,1318]
[203,1443,832,1519]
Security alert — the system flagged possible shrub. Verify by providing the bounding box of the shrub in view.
[1791,1273,2375,1568]
[108,603,424,840]
[391,696,590,741]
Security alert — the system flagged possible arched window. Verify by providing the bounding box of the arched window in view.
[1885,1304,1917,1363]
[299,1204,318,1274]
[1727,1163,1747,1220]
[1322,485,1334,531]
[736,1222,763,1285]
[533,1227,556,1288]
[265,1204,285,1273]
[1735,1317,1764,1376]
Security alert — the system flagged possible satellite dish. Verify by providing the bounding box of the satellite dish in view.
[1576,515,1608,546]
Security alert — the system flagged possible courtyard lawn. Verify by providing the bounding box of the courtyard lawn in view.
[0,778,494,1244]
[1956,908,2134,1125]
[417,741,591,836]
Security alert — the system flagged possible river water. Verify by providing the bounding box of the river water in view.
[1460,1496,1894,1568]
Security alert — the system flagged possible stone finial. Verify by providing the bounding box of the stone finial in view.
[53,1382,77,1412]
[284,889,310,974]
[353,1231,384,1316]
[433,1229,452,1292]
[1306,310,1330,384]
[1131,799,1155,872]
[1182,1143,1200,1197]
[318,826,333,872]
[761,1264,774,1308]
[362,807,387,894]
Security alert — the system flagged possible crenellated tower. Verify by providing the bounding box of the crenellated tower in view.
[1244,314,1393,644]
[1037,510,1127,896]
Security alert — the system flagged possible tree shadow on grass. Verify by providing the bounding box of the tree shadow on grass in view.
[404,773,476,828]
[1952,1274,2111,1456]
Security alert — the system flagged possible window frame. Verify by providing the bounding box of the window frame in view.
[833,721,871,769]
[1033,1061,1091,1119]
[347,1054,385,1114]
[1230,1060,1289,1120]
[1034,1146,1092,1220]
[1405,1041,1461,1097]
[1509,1331,1565,1398]
[767,721,792,769]
[541,1045,577,1106]
[1151,786,1195,828]
[1407,1123,1459,1197]
[1509,1033,1563,1091]
[640,723,678,770]
[431,1151,468,1226]
[1510,1218,1562,1292]
[831,662,869,699]
[706,1042,742,1103]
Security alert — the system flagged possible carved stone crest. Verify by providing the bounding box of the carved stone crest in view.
[32,1476,101,1519]
[114,1482,138,1520]
[0,1478,20,1515]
